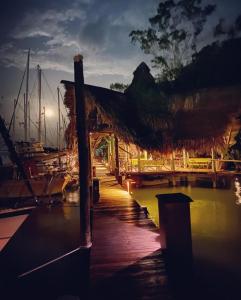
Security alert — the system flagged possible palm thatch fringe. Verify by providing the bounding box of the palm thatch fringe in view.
[61,64,241,153]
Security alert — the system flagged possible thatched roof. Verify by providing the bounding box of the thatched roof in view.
[61,39,241,153]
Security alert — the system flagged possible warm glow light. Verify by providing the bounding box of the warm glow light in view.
[45,108,54,118]
[234,178,241,205]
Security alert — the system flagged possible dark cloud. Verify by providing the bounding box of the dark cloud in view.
[0,0,241,100]
[0,0,240,143]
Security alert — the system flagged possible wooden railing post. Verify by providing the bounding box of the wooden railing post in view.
[211,148,216,173]
[183,148,187,169]
[171,150,175,172]
[137,147,141,172]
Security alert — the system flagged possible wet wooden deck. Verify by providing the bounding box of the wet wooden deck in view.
[90,172,172,300]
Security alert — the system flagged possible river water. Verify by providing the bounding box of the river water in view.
[132,184,241,298]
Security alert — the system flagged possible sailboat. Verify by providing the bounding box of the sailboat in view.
[0,50,66,204]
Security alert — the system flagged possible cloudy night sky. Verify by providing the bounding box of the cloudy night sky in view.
[0,0,241,145]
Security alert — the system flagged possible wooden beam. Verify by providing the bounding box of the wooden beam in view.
[74,55,92,248]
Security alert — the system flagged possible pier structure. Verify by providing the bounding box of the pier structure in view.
[1,51,241,299]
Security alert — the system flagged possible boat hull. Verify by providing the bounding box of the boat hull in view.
[0,177,64,199]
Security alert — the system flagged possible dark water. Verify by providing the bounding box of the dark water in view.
[132,185,241,299]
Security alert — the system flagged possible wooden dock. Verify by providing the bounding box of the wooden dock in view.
[90,172,172,300]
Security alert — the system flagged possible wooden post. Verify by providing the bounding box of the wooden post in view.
[137,147,141,172]
[111,134,115,174]
[171,150,175,172]
[156,193,193,284]
[107,138,111,172]
[126,143,129,171]
[186,151,189,166]
[144,150,148,160]
[74,54,92,248]
[114,135,120,180]
[183,148,187,169]
[211,148,216,173]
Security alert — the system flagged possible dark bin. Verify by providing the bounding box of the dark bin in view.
[93,178,100,203]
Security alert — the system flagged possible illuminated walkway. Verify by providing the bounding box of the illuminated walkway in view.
[90,166,171,300]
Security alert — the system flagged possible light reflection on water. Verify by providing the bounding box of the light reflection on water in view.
[132,184,241,295]
[234,177,241,205]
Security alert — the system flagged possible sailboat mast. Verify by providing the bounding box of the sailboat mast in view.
[24,93,27,141]
[56,122,59,149]
[57,87,61,150]
[13,99,16,139]
[25,49,30,141]
[37,65,42,142]
[43,106,47,145]
[28,97,30,140]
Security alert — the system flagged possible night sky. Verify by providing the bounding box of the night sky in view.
[0,0,241,144]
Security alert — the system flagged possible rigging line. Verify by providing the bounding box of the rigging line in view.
[8,68,26,132]
[42,71,67,112]
[17,102,53,145]
[41,71,57,105]
[26,74,38,122]
[59,90,68,115]
[31,73,58,147]
[42,70,67,116]
[61,114,67,133]
[29,74,37,99]
[41,71,67,131]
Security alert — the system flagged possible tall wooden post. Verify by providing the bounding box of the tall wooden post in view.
[74,55,92,248]
[114,135,119,179]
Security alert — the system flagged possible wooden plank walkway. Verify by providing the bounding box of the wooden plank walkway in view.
[90,167,172,300]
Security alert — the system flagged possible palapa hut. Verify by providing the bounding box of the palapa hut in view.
[61,37,241,173]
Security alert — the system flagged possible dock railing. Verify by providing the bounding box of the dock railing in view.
[124,158,241,173]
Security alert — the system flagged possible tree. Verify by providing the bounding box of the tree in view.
[214,14,241,40]
[130,0,216,81]
[110,82,129,92]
